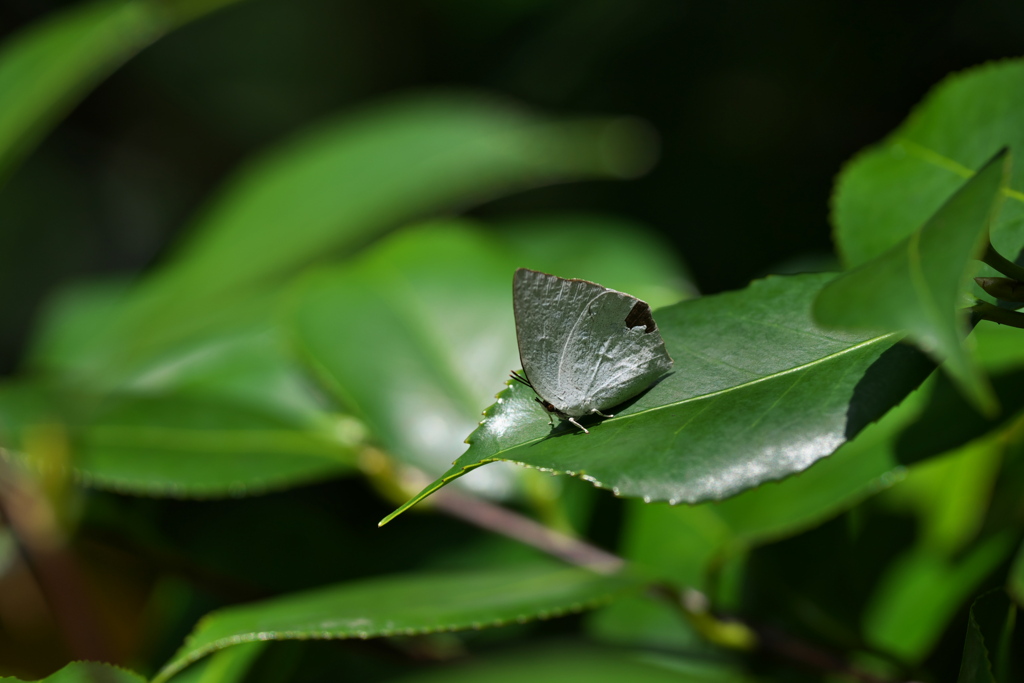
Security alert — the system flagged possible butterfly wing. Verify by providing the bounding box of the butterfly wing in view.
[513,268,673,418]
[513,268,607,410]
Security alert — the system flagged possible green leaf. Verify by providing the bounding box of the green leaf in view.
[384,645,749,683]
[74,393,357,497]
[894,368,1024,465]
[492,213,697,309]
[29,279,330,427]
[595,379,928,651]
[815,148,1009,414]
[1011,542,1024,607]
[880,432,1004,555]
[0,661,145,683]
[165,642,266,683]
[863,533,1016,663]
[290,219,689,477]
[957,589,1017,683]
[833,59,1024,268]
[83,95,656,381]
[0,0,239,185]
[153,563,641,683]
[383,272,931,524]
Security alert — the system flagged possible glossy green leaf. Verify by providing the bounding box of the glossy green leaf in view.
[1011,542,1024,607]
[74,393,357,497]
[0,0,239,184]
[385,646,749,683]
[82,95,656,382]
[617,379,925,585]
[957,590,1017,683]
[0,661,145,683]
[290,219,689,479]
[153,563,641,682]
[593,381,930,651]
[383,272,931,524]
[833,59,1024,268]
[815,149,1009,413]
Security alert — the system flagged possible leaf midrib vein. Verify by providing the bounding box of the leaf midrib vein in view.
[895,137,1024,203]
[477,333,898,460]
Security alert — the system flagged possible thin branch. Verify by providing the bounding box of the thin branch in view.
[0,455,115,663]
[981,243,1024,282]
[423,484,902,683]
[429,487,624,573]
[971,300,1024,329]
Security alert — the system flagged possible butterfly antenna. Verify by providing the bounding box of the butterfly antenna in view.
[509,370,533,388]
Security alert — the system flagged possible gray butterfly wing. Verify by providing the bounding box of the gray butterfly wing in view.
[513,269,606,408]
[513,268,673,418]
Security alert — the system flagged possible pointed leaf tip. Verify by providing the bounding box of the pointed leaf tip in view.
[816,147,1010,415]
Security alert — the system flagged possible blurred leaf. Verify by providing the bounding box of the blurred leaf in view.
[74,393,357,497]
[153,563,642,682]
[0,661,145,682]
[881,432,1004,555]
[166,641,266,683]
[957,590,1017,683]
[383,645,748,683]
[614,379,925,589]
[290,219,689,480]
[973,321,1024,372]
[383,273,931,523]
[25,278,132,374]
[894,368,1024,464]
[492,213,697,307]
[863,533,1016,663]
[28,279,329,426]
[592,383,929,651]
[83,94,656,381]
[833,59,1024,268]
[815,149,1008,413]
[587,595,706,651]
[1011,543,1024,607]
[0,381,53,449]
[0,0,240,185]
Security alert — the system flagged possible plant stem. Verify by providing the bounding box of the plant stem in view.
[429,486,900,682]
[981,244,1024,282]
[971,301,1024,329]
[0,458,114,663]
[430,488,624,573]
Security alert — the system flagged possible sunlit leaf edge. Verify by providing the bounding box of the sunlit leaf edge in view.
[153,565,642,683]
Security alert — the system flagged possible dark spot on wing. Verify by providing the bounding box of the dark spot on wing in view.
[624,300,656,333]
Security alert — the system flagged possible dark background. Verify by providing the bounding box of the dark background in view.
[2,0,1023,374]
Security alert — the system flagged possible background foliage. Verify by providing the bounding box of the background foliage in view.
[1,1,1024,682]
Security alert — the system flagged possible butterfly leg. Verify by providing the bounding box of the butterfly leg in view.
[590,408,615,418]
[567,417,590,434]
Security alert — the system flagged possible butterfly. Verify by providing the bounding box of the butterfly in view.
[510,268,673,433]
